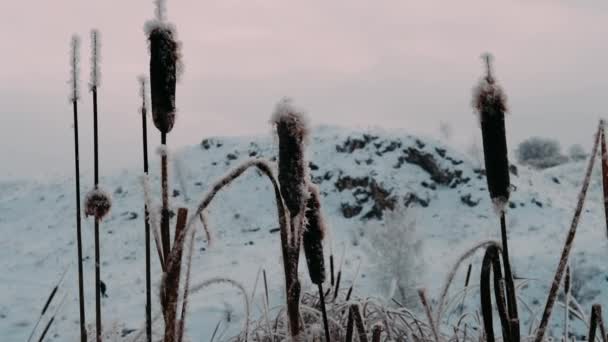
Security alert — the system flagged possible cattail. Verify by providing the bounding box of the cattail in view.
[473,53,510,211]
[90,29,101,91]
[69,34,87,342]
[272,98,310,219]
[146,21,180,134]
[145,5,182,264]
[89,28,103,342]
[271,97,310,338]
[303,184,326,285]
[84,188,112,220]
[564,265,571,342]
[473,54,519,339]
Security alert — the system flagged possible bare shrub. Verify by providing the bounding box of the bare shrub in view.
[516,137,567,169]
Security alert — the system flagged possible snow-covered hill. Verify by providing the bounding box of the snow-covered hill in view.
[2,126,607,341]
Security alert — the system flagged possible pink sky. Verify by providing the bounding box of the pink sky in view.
[1,0,607,178]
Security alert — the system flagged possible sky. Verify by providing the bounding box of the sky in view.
[1,0,608,180]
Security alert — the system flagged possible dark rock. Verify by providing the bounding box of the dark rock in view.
[400,147,452,185]
[552,177,560,184]
[172,189,180,197]
[341,203,363,218]
[435,148,446,158]
[404,193,429,208]
[531,198,543,208]
[336,134,378,153]
[249,150,258,157]
[335,176,370,191]
[269,227,280,234]
[309,162,319,171]
[227,153,238,160]
[460,194,480,207]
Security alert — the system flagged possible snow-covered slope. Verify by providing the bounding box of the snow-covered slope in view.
[2,126,607,341]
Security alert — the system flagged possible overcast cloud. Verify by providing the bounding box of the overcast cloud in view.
[1,0,607,179]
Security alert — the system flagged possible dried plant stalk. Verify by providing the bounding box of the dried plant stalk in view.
[69,34,87,342]
[534,122,602,342]
[600,120,608,239]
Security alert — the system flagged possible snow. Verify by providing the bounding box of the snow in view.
[2,126,608,341]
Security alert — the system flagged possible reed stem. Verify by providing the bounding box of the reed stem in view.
[73,93,87,342]
[141,79,152,342]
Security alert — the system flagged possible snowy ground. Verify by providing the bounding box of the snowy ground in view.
[1,126,607,341]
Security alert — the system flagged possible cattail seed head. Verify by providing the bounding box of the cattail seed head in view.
[69,35,80,102]
[472,54,510,211]
[146,22,180,134]
[271,98,310,218]
[303,184,326,285]
[84,188,112,220]
[138,75,149,117]
[89,29,101,91]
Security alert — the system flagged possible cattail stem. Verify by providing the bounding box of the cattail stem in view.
[161,133,171,263]
[92,83,102,342]
[534,123,602,342]
[500,213,520,341]
[600,121,608,240]
[140,77,152,342]
[72,66,87,342]
[318,283,331,342]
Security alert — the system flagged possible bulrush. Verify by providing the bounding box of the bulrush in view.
[88,28,105,342]
[271,98,311,339]
[304,183,330,341]
[472,53,519,341]
[145,0,182,263]
[303,184,326,286]
[147,24,178,134]
[473,53,510,210]
[69,34,87,342]
[272,98,310,220]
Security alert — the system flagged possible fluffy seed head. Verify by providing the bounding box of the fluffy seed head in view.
[138,75,149,113]
[303,184,326,285]
[69,35,80,102]
[272,98,310,217]
[84,188,112,220]
[147,22,181,134]
[472,54,510,209]
[89,29,101,90]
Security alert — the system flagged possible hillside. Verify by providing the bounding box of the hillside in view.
[1,126,607,341]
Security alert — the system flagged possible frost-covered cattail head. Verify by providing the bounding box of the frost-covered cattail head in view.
[89,29,101,91]
[145,20,180,134]
[69,35,80,102]
[271,98,310,218]
[84,188,112,220]
[472,54,510,212]
[303,184,326,285]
